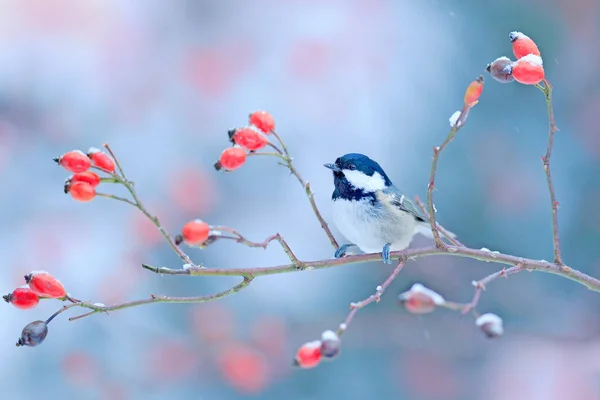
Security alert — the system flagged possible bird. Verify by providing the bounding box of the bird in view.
[324,153,455,264]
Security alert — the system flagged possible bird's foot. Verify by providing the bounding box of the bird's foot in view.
[334,244,355,259]
[382,243,392,264]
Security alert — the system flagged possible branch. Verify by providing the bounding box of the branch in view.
[142,245,600,293]
[337,258,407,335]
[536,80,563,265]
[50,277,254,322]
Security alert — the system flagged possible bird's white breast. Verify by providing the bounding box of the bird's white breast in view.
[332,198,419,254]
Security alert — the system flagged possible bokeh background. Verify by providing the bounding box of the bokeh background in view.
[1,0,600,399]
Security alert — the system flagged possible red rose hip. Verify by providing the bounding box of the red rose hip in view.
[54,150,91,173]
[3,287,40,309]
[249,111,275,133]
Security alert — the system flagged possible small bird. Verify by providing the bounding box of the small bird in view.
[324,153,455,264]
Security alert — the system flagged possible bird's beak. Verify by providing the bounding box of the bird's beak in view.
[324,163,341,172]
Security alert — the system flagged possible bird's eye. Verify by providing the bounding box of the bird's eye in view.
[348,164,356,170]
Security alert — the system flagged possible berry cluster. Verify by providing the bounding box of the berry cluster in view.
[214,111,276,171]
[3,271,68,347]
[55,148,116,202]
[487,31,545,85]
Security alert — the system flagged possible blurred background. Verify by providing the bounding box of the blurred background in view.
[1,0,599,399]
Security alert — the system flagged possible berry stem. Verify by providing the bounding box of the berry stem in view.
[337,259,407,336]
[535,79,563,266]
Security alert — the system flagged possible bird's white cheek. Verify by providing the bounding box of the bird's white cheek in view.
[343,171,386,192]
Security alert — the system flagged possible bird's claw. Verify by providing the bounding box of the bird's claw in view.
[334,244,354,259]
[382,243,392,264]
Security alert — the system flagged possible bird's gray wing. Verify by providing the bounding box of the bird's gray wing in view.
[380,186,427,222]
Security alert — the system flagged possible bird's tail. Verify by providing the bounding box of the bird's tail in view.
[415,221,457,240]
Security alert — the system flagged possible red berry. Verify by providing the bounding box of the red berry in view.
[486,56,515,83]
[54,150,91,173]
[3,287,39,310]
[293,340,322,369]
[67,181,96,202]
[249,111,275,134]
[463,76,484,106]
[231,127,268,151]
[505,54,545,85]
[509,31,541,59]
[216,147,247,171]
[180,219,210,245]
[398,283,445,314]
[25,271,67,299]
[70,172,101,188]
[88,147,116,173]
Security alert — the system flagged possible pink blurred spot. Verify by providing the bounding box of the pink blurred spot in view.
[167,167,217,216]
[99,382,129,400]
[396,351,459,397]
[190,302,235,344]
[288,40,331,81]
[62,351,100,388]
[185,48,233,98]
[128,206,167,248]
[146,339,201,384]
[218,342,270,394]
[250,315,287,357]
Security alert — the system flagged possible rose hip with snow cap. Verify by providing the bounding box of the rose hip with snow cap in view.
[398,283,445,314]
[214,146,247,171]
[504,54,545,85]
[25,271,67,299]
[486,56,515,83]
[476,313,504,338]
[87,147,116,173]
[231,127,268,151]
[293,340,322,369]
[54,150,91,173]
[509,31,541,59]
[249,111,275,134]
[175,219,210,246]
[320,330,341,359]
[3,286,39,310]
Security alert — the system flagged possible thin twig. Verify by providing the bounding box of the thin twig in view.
[270,130,339,250]
[414,196,464,247]
[96,192,138,207]
[59,277,253,322]
[427,105,469,249]
[99,144,195,266]
[442,264,524,314]
[208,227,305,269]
[337,259,407,335]
[535,80,563,266]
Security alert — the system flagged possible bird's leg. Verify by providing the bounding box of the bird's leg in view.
[381,243,393,264]
[334,244,356,258]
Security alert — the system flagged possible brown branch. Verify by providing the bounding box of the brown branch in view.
[50,277,254,322]
[337,259,407,335]
[536,80,563,265]
[142,245,600,292]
